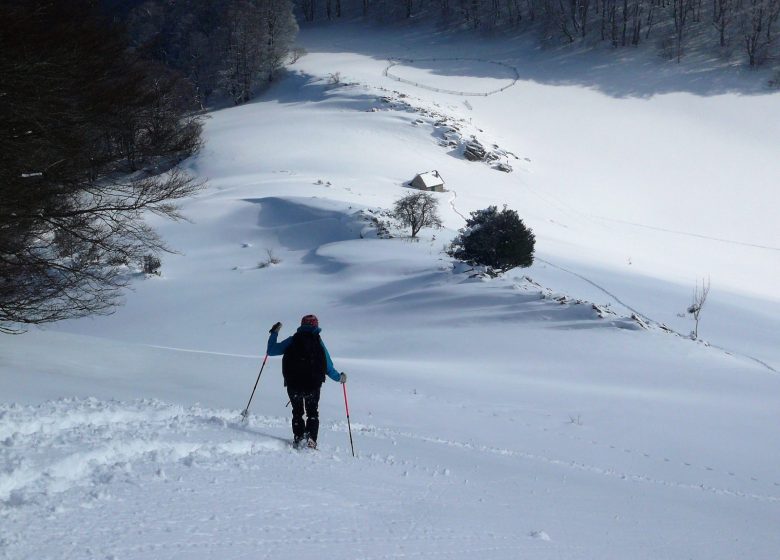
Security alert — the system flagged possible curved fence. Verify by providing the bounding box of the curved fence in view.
[383,57,520,97]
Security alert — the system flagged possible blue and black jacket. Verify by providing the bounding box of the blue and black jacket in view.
[267,325,341,383]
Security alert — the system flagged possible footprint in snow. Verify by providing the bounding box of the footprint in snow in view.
[529,530,551,541]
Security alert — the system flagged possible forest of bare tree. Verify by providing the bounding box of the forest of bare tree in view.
[113,0,299,106]
[1,0,302,333]
[295,0,780,68]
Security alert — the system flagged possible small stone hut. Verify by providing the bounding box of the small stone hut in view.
[410,170,445,192]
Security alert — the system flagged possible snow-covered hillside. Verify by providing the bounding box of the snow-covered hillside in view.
[2,24,779,560]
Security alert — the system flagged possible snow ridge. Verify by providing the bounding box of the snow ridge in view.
[0,399,286,505]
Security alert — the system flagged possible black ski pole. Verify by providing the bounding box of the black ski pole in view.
[240,322,281,421]
[240,353,268,422]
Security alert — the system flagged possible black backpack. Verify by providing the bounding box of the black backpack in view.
[282,331,327,390]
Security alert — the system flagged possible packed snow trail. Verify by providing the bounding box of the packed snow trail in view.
[3,397,780,560]
[592,215,780,252]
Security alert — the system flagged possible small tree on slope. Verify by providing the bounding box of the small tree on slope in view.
[687,277,711,339]
[392,192,442,238]
[449,205,535,273]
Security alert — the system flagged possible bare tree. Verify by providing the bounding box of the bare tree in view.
[0,1,203,334]
[298,0,316,20]
[221,1,265,104]
[740,0,780,66]
[289,46,307,63]
[673,0,695,61]
[686,277,711,339]
[261,0,300,82]
[713,0,736,47]
[123,0,298,105]
[288,0,774,66]
[392,192,443,238]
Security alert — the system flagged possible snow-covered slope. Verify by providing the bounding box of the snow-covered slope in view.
[2,23,779,560]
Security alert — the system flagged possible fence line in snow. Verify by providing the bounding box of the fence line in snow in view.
[382,57,520,97]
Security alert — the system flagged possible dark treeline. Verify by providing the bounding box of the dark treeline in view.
[296,0,780,67]
[108,0,299,106]
[1,0,298,332]
[0,1,204,332]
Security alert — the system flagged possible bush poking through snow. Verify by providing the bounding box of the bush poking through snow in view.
[289,47,307,64]
[257,249,281,269]
[686,277,710,339]
[448,205,535,274]
[143,255,162,276]
[392,192,443,238]
[769,71,780,90]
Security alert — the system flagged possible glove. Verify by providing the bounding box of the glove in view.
[269,322,282,334]
[338,372,347,384]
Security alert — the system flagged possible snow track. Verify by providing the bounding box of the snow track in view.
[3,398,779,559]
[0,398,565,559]
[353,424,780,504]
[0,399,286,504]
[593,215,780,252]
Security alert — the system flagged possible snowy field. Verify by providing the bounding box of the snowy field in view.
[2,23,779,560]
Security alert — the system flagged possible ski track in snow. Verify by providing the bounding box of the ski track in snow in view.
[408,389,780,493]
[145,345,262,360]
[3,398,778,513]
[0,399,563,560]
[533,258,651,322]
[532,257,778,373]
[2,398,778,559]
[349,424,780,504]
[592,215,780,252]
[448,189,467,221]
[0,399,285,504]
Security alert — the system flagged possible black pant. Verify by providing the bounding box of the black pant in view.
[287,385,321,442]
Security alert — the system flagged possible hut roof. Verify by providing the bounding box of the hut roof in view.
[414,171,444,188]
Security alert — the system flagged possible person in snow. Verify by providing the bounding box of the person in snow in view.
[268,314,346,449]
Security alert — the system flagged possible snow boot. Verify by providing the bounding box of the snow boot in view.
[306,438,317,450]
